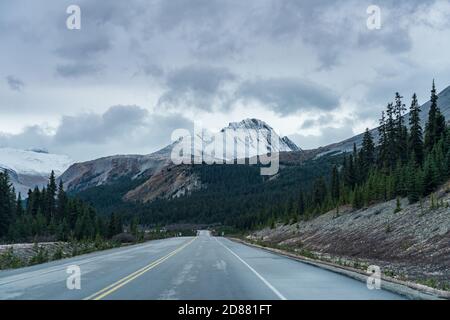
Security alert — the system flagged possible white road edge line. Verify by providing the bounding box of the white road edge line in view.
[214,237,287,300]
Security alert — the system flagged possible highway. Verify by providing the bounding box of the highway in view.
[0,231,404,300]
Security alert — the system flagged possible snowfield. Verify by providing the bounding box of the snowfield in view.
[0,147,74,176]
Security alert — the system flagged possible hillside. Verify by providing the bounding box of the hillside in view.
[250,180,450,289]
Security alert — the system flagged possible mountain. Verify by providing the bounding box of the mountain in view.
[194,118,300,162]
[60,118,300,194]
[61,85,450,207]
[0,147,74,195]
[59,153,171,193]
[314,85,450,157]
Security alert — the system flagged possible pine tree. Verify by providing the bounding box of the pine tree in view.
[0,170,15,238]
[46,171,57,219]
[425,80,446,153]
[378,111,388,168]
[394,92,408,163]
[408,93,424,166]
[15,192,24,219]
[361,128,375,172]
[344,155,356,189]
[312,177,327,208]
[385,102,397,169]
[331,166,340,201]
[406,160,420,203]
[56,180,68,221]
[422,155,439,194]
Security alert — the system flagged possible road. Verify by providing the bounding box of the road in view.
[0,231,404,300]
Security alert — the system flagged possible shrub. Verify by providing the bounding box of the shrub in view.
[29,245,49,265]
[112,233,136,243]
[0,248,24,270]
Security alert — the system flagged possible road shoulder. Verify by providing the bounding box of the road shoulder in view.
[228,237,449,300]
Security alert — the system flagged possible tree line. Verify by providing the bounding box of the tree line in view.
[311,80,450,215]
[0,171,123,242]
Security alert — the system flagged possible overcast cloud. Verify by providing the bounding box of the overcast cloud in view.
[1,0,450,160]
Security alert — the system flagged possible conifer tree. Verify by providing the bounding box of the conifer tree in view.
[46,171,57,219]
[425,80,446,153]
[360,128,375,172]
[394,92,408,163]
[331,165,340,201]
[0,170,15,238]
[408,93,424,166]
[378,111,388,168]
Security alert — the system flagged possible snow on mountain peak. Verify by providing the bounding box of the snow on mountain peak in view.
[0,147,74,177]
[225,118,273,131]
[172,118,300,162]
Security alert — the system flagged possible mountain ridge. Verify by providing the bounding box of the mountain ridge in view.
[59,118,301,193]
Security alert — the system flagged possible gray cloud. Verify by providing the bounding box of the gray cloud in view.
[158,65,236,111]
[237,78,339,116]
[56,62,104,78]
[0,105,193,160]
[54,105,147,144]
[0,125,51,148]
[6,75,25,91]
[55,33,111,61]
[300,114,334,129]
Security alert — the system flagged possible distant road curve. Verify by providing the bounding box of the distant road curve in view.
[0,231,404,300]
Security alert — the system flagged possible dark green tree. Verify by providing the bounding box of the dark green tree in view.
[408,93,424,166]
[360,128,375,172]
[0,171,15,238]
[331,165,340,201]
[425,80,446,153]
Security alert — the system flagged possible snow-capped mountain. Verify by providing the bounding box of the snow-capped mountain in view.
[60,118,300,193]
[0,147,74,195]
[180,118,300,163]
[221,118,300,154]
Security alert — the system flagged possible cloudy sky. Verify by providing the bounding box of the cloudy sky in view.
[1,0,450,161]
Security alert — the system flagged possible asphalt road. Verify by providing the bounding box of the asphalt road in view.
[0,231,405,300]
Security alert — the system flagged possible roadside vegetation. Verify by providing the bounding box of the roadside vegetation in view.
[0,170,196,270]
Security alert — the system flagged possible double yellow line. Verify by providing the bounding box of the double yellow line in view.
[84,237,197,300]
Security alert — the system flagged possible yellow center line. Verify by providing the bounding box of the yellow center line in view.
[84,237,197,300]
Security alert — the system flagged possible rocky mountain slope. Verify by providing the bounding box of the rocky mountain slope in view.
[250,180,450,288]
[0,148,74,195]
[123,165,201,203]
